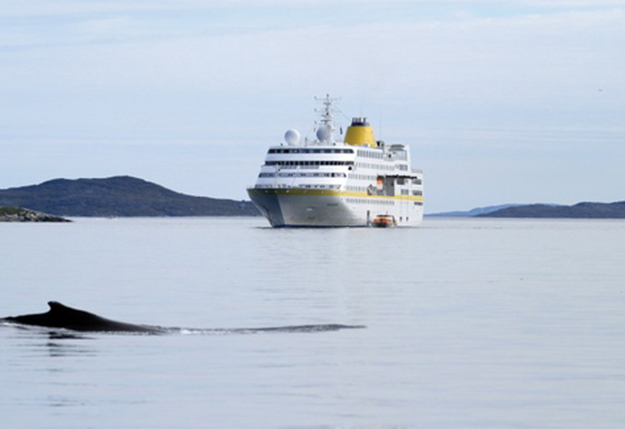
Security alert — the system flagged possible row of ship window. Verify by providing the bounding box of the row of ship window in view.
[258,172,347,178]
[349,174,422,186]
[253,184,341,190]
[355,162,408,171]
[260,171,423,188]
[346,198,395,206]
[345,199,425,208]
[341,185,424,196]
[347,186,370,193]
[349,173,378,181]
[346,199,422,207]
[265,161,354,166]
[400,190,424,196]
[299,184,341,189]
[264,159,409,171]
[356,162,395,171]
[268,148,354,154]
[268,148,406,162]
[356,149,384,160]
[356,149,407,161]
[396,177,423,185]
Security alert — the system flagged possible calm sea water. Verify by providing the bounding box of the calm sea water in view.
[2,217,624,428]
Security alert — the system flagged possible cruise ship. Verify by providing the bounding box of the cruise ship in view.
[247,95,424,227]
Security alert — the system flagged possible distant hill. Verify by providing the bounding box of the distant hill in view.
[427,204,522,217]
[478,201,625,219]
[0,176,260,217]
[428,201,625,219]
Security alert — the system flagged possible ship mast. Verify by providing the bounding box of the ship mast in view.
[314,94,340,144]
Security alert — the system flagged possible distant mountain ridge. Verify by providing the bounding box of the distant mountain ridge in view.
[478,201,625,218]
[0,176,260,217]
[430,201,625,219]
[427,204,522,217]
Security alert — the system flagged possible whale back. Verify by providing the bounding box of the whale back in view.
[3,302,365,335]
[5,301,158,333]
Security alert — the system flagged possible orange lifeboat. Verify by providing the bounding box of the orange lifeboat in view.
[372,214,397,228]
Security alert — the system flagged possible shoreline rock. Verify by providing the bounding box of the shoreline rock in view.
[0,207,71,223]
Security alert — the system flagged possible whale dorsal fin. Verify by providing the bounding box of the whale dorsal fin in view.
[47,301,88,316]
[48,301,69,311]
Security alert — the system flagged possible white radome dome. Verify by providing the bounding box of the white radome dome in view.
[316,125,331,142]
[284,129,300,145]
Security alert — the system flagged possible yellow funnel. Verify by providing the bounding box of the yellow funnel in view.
[344,117,376,147]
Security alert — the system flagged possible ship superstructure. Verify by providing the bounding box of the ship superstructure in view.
[247,95,424,227]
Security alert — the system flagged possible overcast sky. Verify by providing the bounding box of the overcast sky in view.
[1,0,623,212]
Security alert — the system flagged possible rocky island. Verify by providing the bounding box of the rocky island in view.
[0,206,71,222]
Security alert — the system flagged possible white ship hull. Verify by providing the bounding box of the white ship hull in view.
[247,188,423,227]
